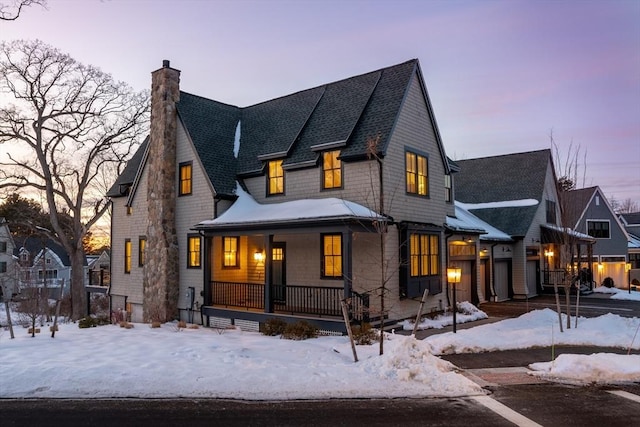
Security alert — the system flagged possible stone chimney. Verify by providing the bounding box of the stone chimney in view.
[144,60,181,322]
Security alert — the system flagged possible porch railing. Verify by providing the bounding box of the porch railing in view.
[210,281,369,322]
[542,269,568,288]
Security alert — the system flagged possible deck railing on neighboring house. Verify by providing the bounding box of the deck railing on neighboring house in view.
[210,281,369,322]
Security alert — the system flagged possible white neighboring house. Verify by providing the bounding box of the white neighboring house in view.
[0,217,18,300]
[13,236,79,296]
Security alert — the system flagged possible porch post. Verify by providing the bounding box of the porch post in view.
[342,228,353,298]
[264,234,273,313]
[200,235,214,326]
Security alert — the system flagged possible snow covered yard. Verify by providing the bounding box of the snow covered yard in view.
[1,292,639,399]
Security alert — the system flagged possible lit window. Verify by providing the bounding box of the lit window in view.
[138,237,146,267]
[267,160,284,195]
[188,235,201,268]
[223,237,239,268]
[179,162,193,196]
[272,247,284,261]
[406,151,428,196]
[322,151,342,189]
[124,239,132,274]
[322,234,342,278]
[410,233,439,277]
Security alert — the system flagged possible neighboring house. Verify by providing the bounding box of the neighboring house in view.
[0,217,18,300]
[565,187,629,288]
[13,236,79,295]
[452,150,594,300]
[87,250,111,287]
[619,212,640,286]
[108,59,457,331]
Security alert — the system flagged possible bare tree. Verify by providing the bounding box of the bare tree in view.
[610,197,639,214]
[551,130,591,329]
[0,0,46,21]
[0,40,149,320]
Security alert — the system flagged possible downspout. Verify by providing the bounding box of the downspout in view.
[445,232,454,308]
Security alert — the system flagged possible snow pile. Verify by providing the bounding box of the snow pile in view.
[530,353,640,384]
[425,308,640,355]
[402,301,488,331]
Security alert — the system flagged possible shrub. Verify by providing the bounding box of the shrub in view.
[281,320,318,340]
[261,317,288,336]
[603,277,614,288]
[78,317,99,328]
[351,323,378,345]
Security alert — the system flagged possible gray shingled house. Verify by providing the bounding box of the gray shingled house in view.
[453,150,594,300]
[108,59,458,331]
[620,212,640,286]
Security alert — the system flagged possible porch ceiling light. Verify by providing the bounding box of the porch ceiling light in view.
[544,250,554,257]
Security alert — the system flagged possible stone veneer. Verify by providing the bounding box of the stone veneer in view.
[143,60,180,322]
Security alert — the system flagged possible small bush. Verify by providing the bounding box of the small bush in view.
[281,320,318,340]
[603,277,614,288]
[261,318,288,336]
[78,317,99,328]
[150,321,162,328]
[351,323,378,345]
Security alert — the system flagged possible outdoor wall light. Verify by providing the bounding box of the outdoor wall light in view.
[253,251,265,263]
[544,250,554,257]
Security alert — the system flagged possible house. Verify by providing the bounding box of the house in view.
[13,235,77,295]
[108,59,457,331]
[564,187,629,288]
[619,212,640,286]
[452,150,594,301]
[0,217,18,300]
[86,250,111,287]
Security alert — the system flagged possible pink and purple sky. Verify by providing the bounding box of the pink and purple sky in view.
[3,0,639,204]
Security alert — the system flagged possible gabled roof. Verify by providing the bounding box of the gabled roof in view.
[620,212,640,226]
[176,92,241,196]
[12,236,84,267]
[446,202,513,242]
[106,136,149,198]
[562,186,597,228]
[108,59,445,201]
[454,149,552,237]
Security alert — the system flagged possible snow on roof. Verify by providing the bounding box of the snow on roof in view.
[541,223,595,242]
[456,198,539,210]
[628,232,640,249]
[198,182,384,228]
[446,203,513,241]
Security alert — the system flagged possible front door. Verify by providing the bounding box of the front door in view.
[271,243,286,303]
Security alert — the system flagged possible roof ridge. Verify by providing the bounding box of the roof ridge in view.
[243,59,418,109]
[455,148,550,162]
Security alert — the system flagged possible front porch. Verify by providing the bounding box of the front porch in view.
[203,281,370,333]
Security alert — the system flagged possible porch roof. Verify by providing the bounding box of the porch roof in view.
[194,183,386,232]
[540,224,596,245]
[445,202,513,242]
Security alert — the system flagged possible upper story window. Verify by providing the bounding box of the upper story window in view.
[444,174,452,202]
[0,261,6,273]
[267,160,284,195]
[406,151,428,196]
[546,200,557,224]
[223,236,239,268]
[322,151,342,189]
[587,220,610,239]
[0,241,6,253]
[124,239,132,274]
[409,233,439,277]
[138,237,146,267]
[321,234,342,278]
[188,235,201,268]
[179,161,193,196]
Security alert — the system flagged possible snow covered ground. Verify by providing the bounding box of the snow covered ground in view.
[1,289,639,399]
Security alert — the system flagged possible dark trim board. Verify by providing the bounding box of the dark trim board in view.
[202,306,348,334]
